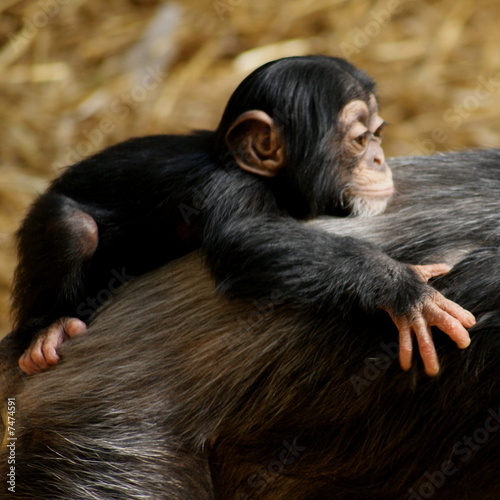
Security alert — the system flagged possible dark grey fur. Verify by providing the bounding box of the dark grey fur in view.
[1,150,499,499]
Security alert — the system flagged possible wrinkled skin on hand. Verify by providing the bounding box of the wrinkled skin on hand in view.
[385,263,475,376]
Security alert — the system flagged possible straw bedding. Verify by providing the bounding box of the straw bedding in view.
[0,0,499,335]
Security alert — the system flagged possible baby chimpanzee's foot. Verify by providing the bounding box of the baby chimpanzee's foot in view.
[18,318,87,375]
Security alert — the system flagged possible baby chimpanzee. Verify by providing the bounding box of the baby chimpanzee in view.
[13,56,474,376]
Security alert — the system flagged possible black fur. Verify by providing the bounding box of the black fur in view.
[1,150,499,499]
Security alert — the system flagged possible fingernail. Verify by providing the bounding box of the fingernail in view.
[460,337,471,349]
[400,362,411,371]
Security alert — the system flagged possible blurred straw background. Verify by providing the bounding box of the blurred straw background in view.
[0,0,499,336]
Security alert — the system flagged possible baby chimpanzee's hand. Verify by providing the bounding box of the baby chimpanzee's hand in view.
[385,263,475,377]
[19,318,87,375]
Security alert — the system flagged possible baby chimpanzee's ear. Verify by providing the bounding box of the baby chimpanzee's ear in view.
[225,110,286,177]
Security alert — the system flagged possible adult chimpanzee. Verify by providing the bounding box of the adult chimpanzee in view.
[1,150,499,500]
[13,55,474,377]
